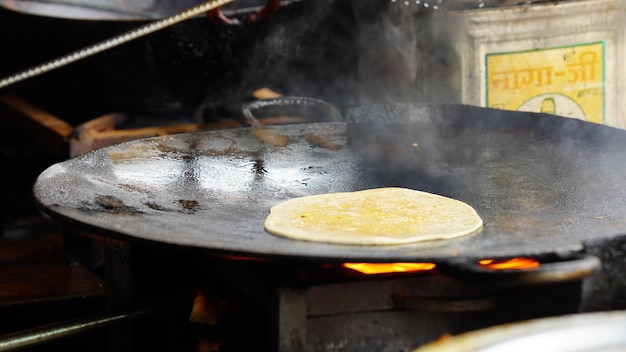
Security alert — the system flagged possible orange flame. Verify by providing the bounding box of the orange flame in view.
[343,262,436,274]
[342,258,540,274]
[478,257,540,270]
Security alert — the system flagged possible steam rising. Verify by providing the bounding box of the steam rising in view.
[213,0,542,115]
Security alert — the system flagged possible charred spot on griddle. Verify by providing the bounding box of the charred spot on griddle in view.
[145,202,170,212]
[301,165,327,175]
[154,142,183,155]
[96,195,124,209]
[95,195,141,214]
[178,199,200,214]
[183,169,199,183]
[252,158,268,175]
[117,183,151,194]
[187,138,202,151]
[182,154,195,163]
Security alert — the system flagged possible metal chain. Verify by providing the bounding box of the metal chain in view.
[0,0,234,90]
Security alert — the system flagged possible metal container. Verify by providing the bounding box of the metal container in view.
[412,310,626,352]
[414,0,626,129]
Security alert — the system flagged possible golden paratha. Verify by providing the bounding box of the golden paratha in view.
[264,187,482,246]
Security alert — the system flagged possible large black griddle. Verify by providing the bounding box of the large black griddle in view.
[32,104,626,264]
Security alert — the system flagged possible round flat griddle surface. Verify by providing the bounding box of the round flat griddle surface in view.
[33,104,626,262]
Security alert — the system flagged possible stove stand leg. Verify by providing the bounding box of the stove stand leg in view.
[275,286,308,352]
[104,239,135,352]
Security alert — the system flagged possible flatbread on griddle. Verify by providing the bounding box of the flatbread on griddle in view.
[264,187,482,246]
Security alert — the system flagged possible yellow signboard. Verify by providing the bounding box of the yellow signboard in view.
[485,42,605,124]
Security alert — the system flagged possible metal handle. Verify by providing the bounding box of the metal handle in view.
[435,252,601,286]
[241,96,344,127]
[0,0,234,90]
[0,302,179,351]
